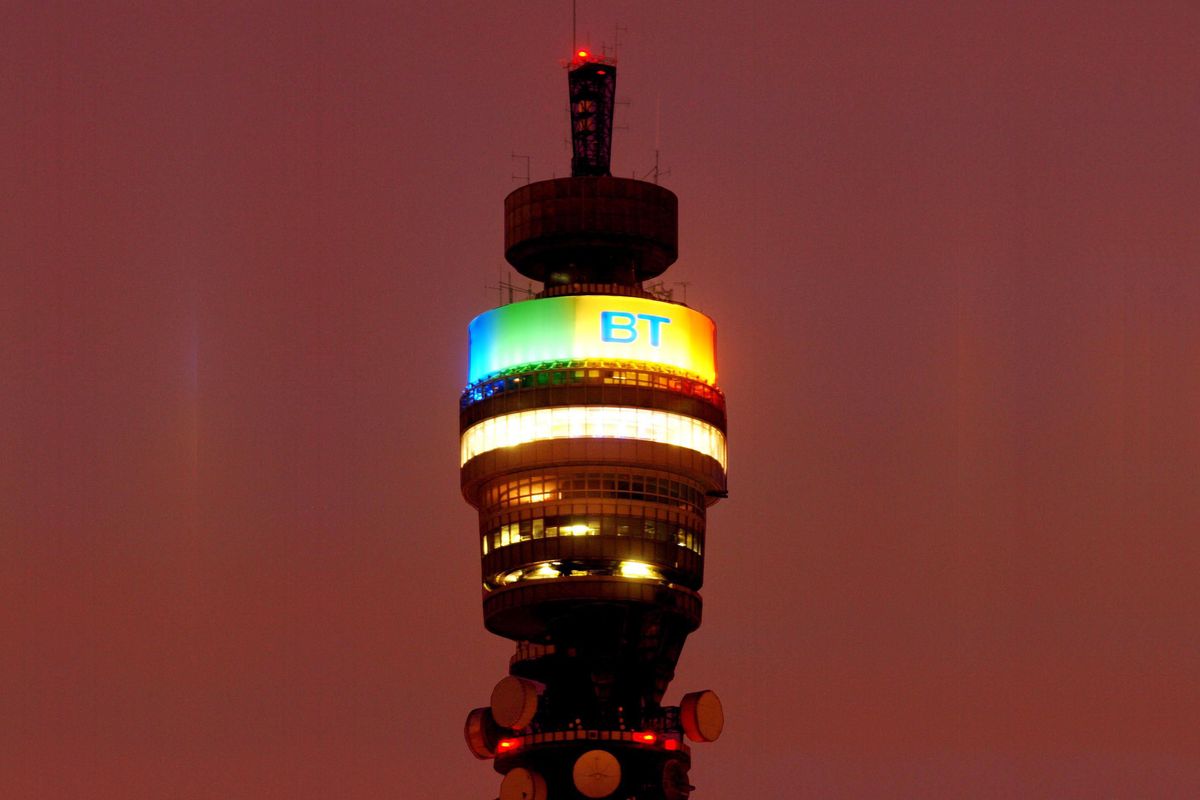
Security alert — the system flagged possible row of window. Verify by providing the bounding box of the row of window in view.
[461,361,723,409]
[483,515,703,556]
[460,406,728,470]
[482,471,707,515]
[480,502,699,535]
[490,559,669,589]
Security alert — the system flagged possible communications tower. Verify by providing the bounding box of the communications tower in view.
[461,49,727,800]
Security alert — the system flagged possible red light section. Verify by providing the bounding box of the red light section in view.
[636,732,657,744]
[663,738,680,751]
[497,738,521,752]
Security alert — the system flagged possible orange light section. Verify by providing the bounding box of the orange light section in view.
[636,732,657,744]
[497,738,521,752]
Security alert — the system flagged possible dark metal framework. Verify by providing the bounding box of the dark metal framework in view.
[569,61,617,177]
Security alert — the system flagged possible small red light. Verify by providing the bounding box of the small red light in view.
[497,738,520,752]
[596,69,606,75]
[664,738,679,751]
[577,50,589,58]
[636,732,657,744]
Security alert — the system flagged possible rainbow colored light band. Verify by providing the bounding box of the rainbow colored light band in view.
[468,296,717,386]
[460,406,728,470]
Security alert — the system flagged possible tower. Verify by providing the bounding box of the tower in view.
[461,50,727,800]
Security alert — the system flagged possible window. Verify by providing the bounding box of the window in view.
[483,514,704,556]
[486,470,707,516]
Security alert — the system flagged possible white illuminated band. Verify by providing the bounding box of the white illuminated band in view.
[460,406,728,470]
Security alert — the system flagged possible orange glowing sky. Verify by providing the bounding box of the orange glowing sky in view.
[2,3,1198,798]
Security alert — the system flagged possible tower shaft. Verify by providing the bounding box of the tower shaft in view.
[461,50,726,800]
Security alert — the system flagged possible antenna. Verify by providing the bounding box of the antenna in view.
[653,95,661,183]
[485,274,534,306]
[643,280,674,302]
[571,0,576,56]
[612,23,627,62]
[614,94,631,135]
[674,280,690,305]
[637,97,671,185]
[511,153,531,184]
[655,95,661,152]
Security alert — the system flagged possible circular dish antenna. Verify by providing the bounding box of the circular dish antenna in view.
[662,759,694,800]
[680,690,724,742]
[463,707,501,759]
[490,675,539,729]
[572,748,621,798]
[500,767,547,800]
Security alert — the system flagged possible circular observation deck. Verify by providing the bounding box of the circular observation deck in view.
[505,177,678,285]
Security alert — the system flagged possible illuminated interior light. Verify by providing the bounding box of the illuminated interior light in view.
[618,561,657,579]
[460,406,728,470]
[636,731,657,744]
[522,482,559,503]
[497,738,520,752]
[560,524,593,536]
[489,560,679,590]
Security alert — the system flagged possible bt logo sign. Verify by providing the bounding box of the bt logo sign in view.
[600,311,671,346]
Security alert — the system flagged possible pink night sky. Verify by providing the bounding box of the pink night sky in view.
[3,3,1198,798]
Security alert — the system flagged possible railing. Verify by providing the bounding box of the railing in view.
[461,360,724,410]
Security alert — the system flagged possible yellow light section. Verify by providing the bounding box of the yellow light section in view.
[617,561,658,579]
[460,406,728,470]
[573,296,716,385]
[560,524,593,536]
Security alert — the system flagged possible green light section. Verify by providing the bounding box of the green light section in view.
[468,298,577,384]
